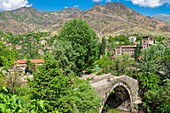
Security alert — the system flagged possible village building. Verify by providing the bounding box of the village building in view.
[115,45,136,56]
[9,59,44,74]
[115,36,154,56]
[5,59,44,87]
[142,36,154,49]
[129,36,136,42]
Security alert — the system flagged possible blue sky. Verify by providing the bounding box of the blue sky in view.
[0,0,170,16]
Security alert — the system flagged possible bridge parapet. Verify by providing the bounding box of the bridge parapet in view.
[89,74,113,83]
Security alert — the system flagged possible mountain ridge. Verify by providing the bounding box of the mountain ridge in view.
[0,2,170,36]
[153,14,170,23]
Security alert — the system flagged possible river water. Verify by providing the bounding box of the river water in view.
[104,109,131,113]
[117,110,131,113]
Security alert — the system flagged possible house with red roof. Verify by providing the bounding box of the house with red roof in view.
[10,59,44,74]
[14,59,44,64]
[6,59,44,87]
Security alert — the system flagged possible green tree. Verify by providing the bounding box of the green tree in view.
[94,54,135,76]
[137,45,165,90]
[57,19,100,73]
[29,54,101,113]
[112,54,135,76]
[136,45,170,97]
[0,86,26,113]
[0,86,54,113]
[144,79,170,113]
[134,42,142,60]
[52,40,78,74]
[161,46,170,79]
[0,75,6,86]
[0,41,17,87]
[0,41,17,68]
[100,37,106,55]
[162,37,170,46]
[134,45,170,113]
[94,55,113,74]
[113,35,131,45]
[107,36,115,56]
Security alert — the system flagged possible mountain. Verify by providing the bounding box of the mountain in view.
[0,2,170,36]
[0,7,63,34]
[153,14,170,23]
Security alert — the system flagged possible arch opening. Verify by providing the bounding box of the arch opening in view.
[102,85,132,113]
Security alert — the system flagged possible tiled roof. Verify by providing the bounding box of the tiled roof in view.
[14,60,26,64]
[138,56,142,59]
[30,59,44,64]
[111,56,117,59]
[14,59,44,64]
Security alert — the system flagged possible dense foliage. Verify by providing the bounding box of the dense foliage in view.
[57,19,100,73]
[0,31,51,59]
[137,45,168,90]
[0,86,25,113]
[144,80,170,113]
[0,41,17,67]
[94,54,135,76]
[100,37,107,55]
[108,35,131,46]
[135,45,170,112]
[0,41,18,87]
[52,40,77,74]
[29,54,101,113]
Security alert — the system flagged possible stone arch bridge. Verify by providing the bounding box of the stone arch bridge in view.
[82,74,141,113]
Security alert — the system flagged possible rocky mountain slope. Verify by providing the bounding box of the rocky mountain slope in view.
[153,14,170,23]
[0,2,170,36]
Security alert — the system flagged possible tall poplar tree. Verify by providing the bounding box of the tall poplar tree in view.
[100,37,106,55]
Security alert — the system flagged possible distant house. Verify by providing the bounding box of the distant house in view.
[142,36,154,49]
[115,45,136,56]
[5,59,44,87]
[14,59,44,65]
[10,59,44,74]
[129,36,136,42]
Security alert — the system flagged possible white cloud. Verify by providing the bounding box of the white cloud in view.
[64,6,69,9]
[106,0,112,3]
[0,0,31,11]
[128,0,170,8]
[73,5,79,8]
[92,0,103,2]
[92,0,112,2]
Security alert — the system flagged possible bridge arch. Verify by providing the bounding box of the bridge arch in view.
[101,81,133,112]
[88,74,141,113]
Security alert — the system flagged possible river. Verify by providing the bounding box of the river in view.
[104,109,131,113]
[117,110,131,113]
